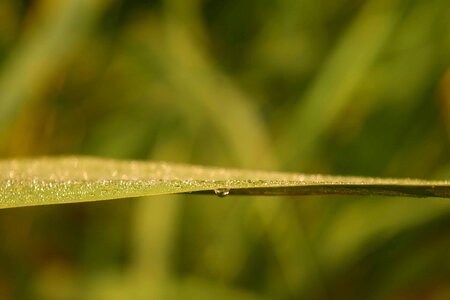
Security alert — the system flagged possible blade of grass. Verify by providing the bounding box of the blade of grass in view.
[0,156,448,209]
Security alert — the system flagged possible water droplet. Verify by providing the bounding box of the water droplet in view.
[214,188,230,198]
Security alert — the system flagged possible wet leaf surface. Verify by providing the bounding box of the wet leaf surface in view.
[0,156,449,208]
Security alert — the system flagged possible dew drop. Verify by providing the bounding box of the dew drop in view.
[214,188,230,198]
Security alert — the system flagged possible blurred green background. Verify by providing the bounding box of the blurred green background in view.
[0,0,450,299]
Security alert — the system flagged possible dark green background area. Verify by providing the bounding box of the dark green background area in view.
[0,0,449,298]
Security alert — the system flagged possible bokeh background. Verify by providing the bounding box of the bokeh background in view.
[0,0,450,299]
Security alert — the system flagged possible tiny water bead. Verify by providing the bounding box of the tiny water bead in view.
[214,188,230,197]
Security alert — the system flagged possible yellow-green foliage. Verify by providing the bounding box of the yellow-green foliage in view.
[1,157,449,209]
[0,0,450,299]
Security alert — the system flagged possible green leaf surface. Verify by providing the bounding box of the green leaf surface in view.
[0,157,449,209]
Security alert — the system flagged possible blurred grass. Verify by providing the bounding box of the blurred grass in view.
[0,0,449,299]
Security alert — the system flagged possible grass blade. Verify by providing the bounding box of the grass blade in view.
[0,156,448,209]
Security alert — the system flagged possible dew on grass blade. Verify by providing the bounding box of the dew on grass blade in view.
[214,188,230,198]
[0,157,449,209]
